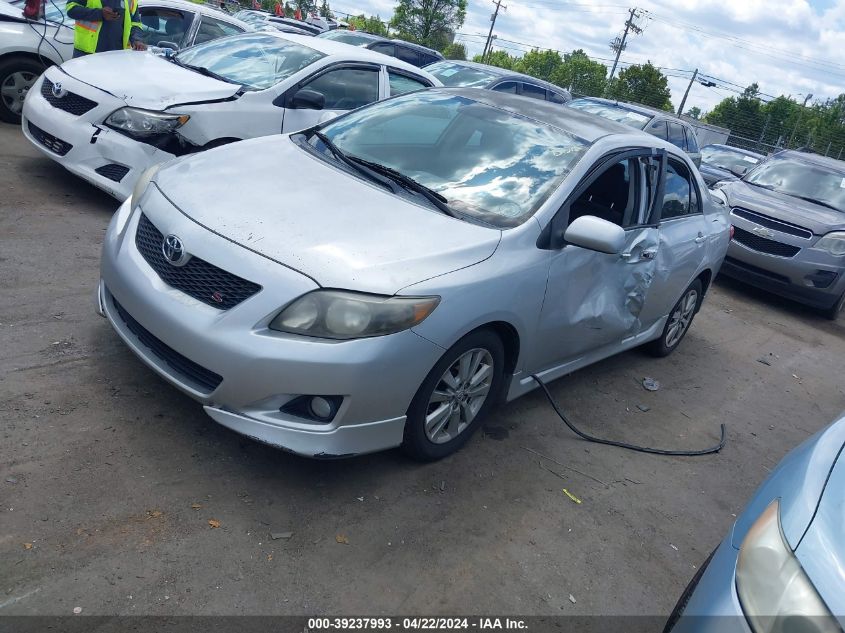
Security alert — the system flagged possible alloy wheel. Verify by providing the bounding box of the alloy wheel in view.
[1,71,36,115]
[665,289,698,348]
[424,348,494,444]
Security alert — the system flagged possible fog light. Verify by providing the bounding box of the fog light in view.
[309,396,334,420]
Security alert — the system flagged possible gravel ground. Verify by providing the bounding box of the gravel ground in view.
[1,123,844,617]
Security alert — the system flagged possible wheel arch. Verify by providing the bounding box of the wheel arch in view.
[461,320,521,378]
[0,51,58,70]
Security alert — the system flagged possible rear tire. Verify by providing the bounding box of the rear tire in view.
[402,329,505,461]
[0,57,46,124]
[647,280,703,357]
[822,291,845,321]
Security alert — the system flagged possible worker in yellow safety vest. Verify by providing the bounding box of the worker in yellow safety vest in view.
[66,0,147,57]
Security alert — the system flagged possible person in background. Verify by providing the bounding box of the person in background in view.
[293,6,301,20]
[274,0,284,16]
[66,0,146,57]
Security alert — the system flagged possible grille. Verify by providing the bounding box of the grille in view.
[27,121,72,156]
[95,163,131,182]
[135,214,261,310]
[732,226,801,258]
[112,296,223,392]
[731,208,813,239]
[41,77,98,116]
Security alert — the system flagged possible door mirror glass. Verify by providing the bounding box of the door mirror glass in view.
[156,40,180,51]
[291,88,326,110]
[729,164,748,178]
[564,215,626,254]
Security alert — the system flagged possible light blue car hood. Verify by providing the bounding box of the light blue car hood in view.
[731,415,845,551]
[795,449,845,615]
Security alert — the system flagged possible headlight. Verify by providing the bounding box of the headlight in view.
[105,107,189,138]
[814,232,845,257]
[736,500,840,633]
[269,291,440,340]
[130,164,160,208]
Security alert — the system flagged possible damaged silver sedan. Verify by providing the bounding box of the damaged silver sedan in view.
[97,88,730,460]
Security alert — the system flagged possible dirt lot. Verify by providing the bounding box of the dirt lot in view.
[1,122,844,618]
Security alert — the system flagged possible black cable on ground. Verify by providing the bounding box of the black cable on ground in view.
[530,374,726,457]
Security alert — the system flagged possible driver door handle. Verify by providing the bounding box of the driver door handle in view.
[695,232,707,243]
[641,249,657,260]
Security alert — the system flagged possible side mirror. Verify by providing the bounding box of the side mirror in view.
[563,215,626,255]
[290,88,325,110]
[156,40,180,51]
[729,164,748,178]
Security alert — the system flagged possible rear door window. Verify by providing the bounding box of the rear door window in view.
[395,46,422,67]
[661,159,701,220]
[684,126,700,153]
[491,81,518,94]
[648,119,668,140]
[388,70,431,96]
[667,121,686,150]
[549,90,568,104]
[370,42,395,57]
[521,82,547,100]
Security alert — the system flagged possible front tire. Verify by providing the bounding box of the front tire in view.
[0,57,46,124]
[402,329,505,461]
[647,279,703,357]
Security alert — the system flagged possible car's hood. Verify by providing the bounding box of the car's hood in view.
[154,135,502,294]
[795,440,845,615]
[731,415,845,551]
[60,51,240,109]
[720,180,845,235]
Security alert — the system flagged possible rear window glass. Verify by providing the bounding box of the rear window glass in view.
[426,61,501,87]
[567,98,651,128]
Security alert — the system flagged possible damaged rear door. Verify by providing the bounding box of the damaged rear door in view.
[532,148,666,369]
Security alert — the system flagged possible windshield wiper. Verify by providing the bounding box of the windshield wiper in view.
[345,156,456,218]
[311,131,404,195]
[789,195,843,212]
[745,181,775,190]
[169,57,239,85]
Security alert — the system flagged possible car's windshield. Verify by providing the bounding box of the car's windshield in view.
[175,33,323,90]
[566,98,651,129]
[702,146,760,171]
[745,156,845,213]
[317,30,375,46]
[425,61,502,88]
[315,92,589,227]
[11,0,68,24]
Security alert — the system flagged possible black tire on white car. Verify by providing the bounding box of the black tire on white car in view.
[402,329,505,461]
[0,56,47,124]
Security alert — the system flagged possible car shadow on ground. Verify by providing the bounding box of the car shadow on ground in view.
[713,274,844,337]
[19,154,118,213]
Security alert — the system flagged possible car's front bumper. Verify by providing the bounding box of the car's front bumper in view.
[98,191,446,457]
[665,537,750,633]
[21,70,175,201]
[721,211,845,310]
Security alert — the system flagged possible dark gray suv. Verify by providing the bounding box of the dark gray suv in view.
[714,150,845,319]
[566,97,702,166]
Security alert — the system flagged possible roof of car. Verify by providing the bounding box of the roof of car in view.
[320,31,443,57]
[773,149,845,171]
[703,143,764,158]
[429,59,570,95]
[572,96,682,120]
[440,87,650,142]
[151,0,248,23]
[388,39,443,57]
[259,32,439,78]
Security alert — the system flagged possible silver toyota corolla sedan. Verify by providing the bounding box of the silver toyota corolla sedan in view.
[97,88,730,460]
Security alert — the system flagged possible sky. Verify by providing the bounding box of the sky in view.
[328,0,845,114]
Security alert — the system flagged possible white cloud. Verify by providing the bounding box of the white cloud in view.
[332,0,845,113]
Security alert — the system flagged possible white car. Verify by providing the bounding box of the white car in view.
[21,31,440,199]
[0,0,249,122]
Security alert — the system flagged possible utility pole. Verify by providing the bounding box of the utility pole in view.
[607,7,642,88]
[788,93,813,147]
[482,0,506,63]
[676,68,698,116]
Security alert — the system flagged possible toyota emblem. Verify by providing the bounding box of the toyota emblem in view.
[51,82,67,99]
[161,234,189,267]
